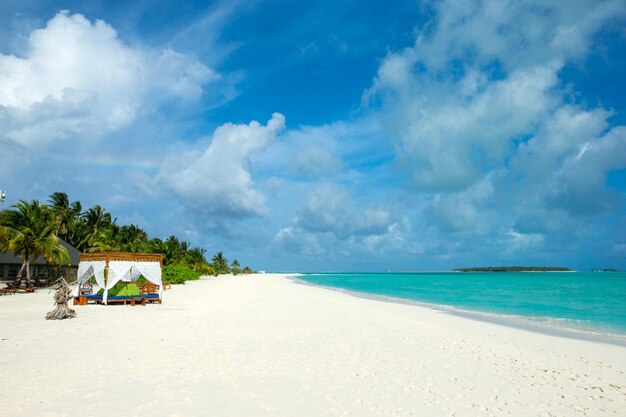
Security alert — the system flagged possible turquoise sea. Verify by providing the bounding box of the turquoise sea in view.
[296,272,626,341]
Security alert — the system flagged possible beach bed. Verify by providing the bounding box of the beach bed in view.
[1,287,34,294]
[73,293,161,306]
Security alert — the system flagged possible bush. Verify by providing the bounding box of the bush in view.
[162,264,201,285]
[194,263,218,276]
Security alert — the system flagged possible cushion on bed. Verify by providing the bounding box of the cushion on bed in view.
[126,283,141,296]
[115,285,129,296]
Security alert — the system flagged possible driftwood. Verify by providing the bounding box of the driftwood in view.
[46,278,76,320]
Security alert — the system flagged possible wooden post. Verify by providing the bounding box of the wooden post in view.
[104,252,110,305]
[159,254,164,291]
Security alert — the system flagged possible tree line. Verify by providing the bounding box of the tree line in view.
[453,266,572,272]
[0,192,253,285]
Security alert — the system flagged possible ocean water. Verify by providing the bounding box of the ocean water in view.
[296,272,626,339]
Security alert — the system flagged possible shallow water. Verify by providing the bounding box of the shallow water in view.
[297,272,626,338]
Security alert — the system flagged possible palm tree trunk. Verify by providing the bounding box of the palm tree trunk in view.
[25,259,31,285]
[17,260,26,277]
[16,260,26,286]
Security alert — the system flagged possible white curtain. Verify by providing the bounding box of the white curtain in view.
[132,261,163,300]
[74,261,107,297]
[103,260,162,304]
[107,261,135,285]
[103,261,131,303]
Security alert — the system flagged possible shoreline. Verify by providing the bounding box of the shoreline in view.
[1,273,625,416]
[289,275,626,347]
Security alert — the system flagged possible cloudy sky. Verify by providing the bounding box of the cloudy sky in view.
[1,0,625,271]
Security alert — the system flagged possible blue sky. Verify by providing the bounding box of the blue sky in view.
[1,0,625,271]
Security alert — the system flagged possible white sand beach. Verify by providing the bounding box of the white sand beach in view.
[1,274,624,417]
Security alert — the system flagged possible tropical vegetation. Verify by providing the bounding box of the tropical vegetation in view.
[0,199,70,285]
[0,192,255,285]
[454,266,572,272]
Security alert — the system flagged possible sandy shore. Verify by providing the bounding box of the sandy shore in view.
[0,274,624,417]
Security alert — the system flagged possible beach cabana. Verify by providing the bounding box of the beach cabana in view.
[74,252,163,305]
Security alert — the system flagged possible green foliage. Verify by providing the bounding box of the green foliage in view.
[78,205,115,252]
[230,258,241,275]
[162,264,202,285]
[89,229,121,253]
[211,251,229,274]
[117,224,148,252]
[186,247,207,265]
[2,192,256,281]
[0,199,70,283]
[194,263,217,276]
[48,192,82,243]
[242,266,253,274]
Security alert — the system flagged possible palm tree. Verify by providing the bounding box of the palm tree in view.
[211,251,229,274]
[0,199,69,285]
[186,247,207,265]
[145,237,165,252]
[118,224,148,252]
[0,225,11,252]
[231,259,242,275]
[88,229,121,253]
[78,205,114,251]
[48,192,82,244]
[164,236,187,265]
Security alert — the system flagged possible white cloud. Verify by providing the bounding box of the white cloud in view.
[293,146,341,178]
[0,11,217,147]
[251,118,384,182]
[549,126,626,215]
[511,106,611,181]
[414,0,625,71]
[284,183,410,252]
[269,182,412,258]
[158,113,285,217]
[362,0,626,258]
[380,63,561,190]
[295,183,351,234]
[429,174,497,234]
[367,0,625,193]
[295,183,393,238]
[272,226,325,256]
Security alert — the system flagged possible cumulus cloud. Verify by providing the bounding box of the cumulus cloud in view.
[158,113,285,217]
[412,0,625,71]
[364,0,626,257]
[272,226,325,256]
[295,183,391,238]
[367,0,625,189]
[385,64,560,190]
[293,146,341,178]
[270,183,410,258]
[429,175,496,234]
[548,126,626,215]
[0,11,217,147]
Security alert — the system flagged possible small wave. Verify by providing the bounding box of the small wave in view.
[290,276,626,346]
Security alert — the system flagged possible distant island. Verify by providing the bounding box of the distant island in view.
[454,266,572,272]
[592,268,622,272]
